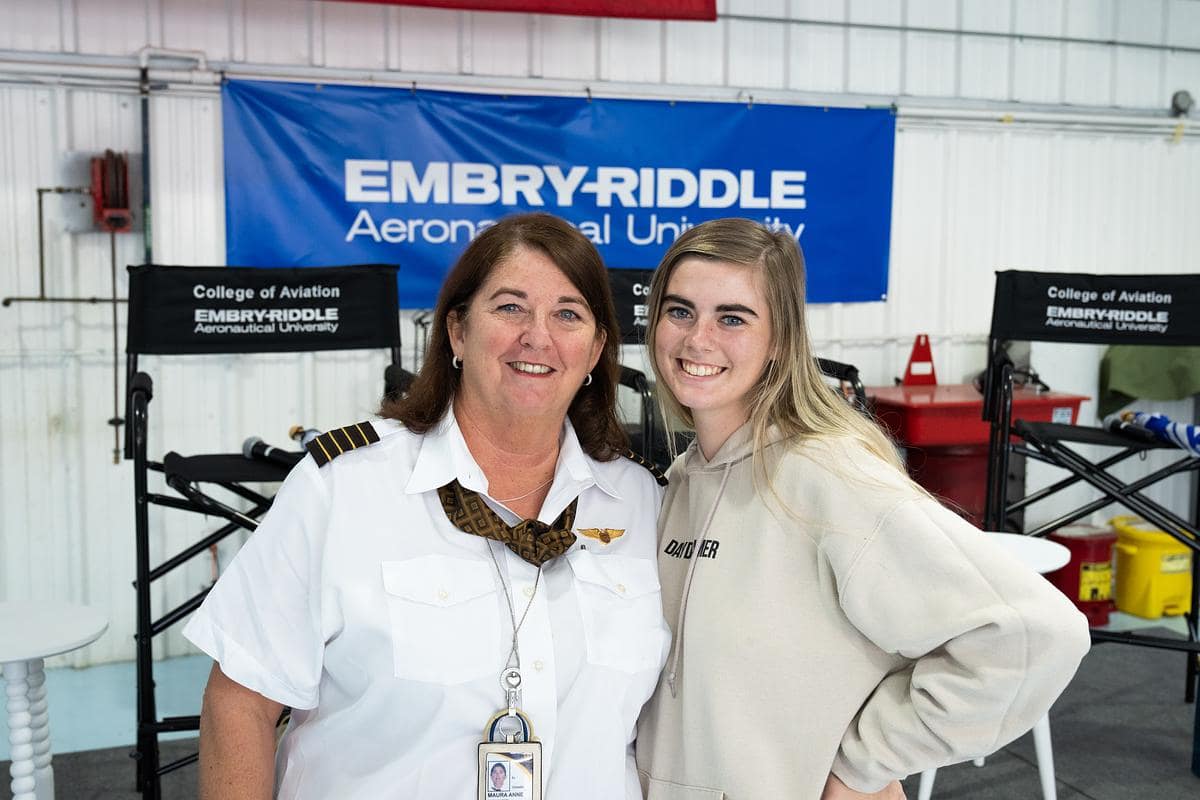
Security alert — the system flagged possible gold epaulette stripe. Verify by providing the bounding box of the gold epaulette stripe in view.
[350,422,369,448]
[306,421,382,467]
[353,422,371,446]
[622,449,668,486]
[314,437,333,464]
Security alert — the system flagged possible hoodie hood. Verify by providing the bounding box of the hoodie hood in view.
[681,420,792,475]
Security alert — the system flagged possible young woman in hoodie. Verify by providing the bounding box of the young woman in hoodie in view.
[634,218,1091,800]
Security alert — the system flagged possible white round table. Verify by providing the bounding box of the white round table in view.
[985,531,1071,574]
[0,601,108,800]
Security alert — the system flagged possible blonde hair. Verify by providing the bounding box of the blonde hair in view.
[645,218,903,476]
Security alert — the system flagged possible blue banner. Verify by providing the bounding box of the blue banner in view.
[223,79,895,307]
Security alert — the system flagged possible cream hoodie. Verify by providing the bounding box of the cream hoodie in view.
[635,425,1090,800]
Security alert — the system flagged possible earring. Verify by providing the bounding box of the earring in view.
[452,356,462,369]
[583,373,592,386]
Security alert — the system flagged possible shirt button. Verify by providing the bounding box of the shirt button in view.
[616,583,626,594]
[534,660,544,671]
[522,585,534,598]
[437,588,449,601]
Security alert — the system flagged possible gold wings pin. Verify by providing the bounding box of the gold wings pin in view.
[577,528,625,544]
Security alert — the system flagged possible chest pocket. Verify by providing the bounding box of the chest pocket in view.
[567,550,670,674]
[381,555,500,685]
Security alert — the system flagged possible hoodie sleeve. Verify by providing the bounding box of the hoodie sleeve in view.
[825,496,1091,793]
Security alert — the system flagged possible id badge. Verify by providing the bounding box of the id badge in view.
[478,741,542,800]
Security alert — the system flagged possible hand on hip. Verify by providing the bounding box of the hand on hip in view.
[821,774,906,800]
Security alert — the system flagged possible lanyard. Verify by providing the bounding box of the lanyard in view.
[486,541,542,711]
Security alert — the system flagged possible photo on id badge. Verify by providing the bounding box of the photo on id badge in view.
[478,742,540,800]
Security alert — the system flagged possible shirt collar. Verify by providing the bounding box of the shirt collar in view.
[404,411,622,502]
[404,412,483,495]
[558,417,621,501]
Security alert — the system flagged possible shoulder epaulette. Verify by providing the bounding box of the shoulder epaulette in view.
[307,421,380,467]
[623,449,668,486]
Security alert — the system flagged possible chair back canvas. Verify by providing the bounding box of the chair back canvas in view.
[989,270,1200,347]
[126,263,401,356]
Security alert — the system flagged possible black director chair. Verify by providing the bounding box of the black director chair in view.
[981,270,1200,776]
[619,365,656,462]
[606,268,664,467]
[816,356,869,415]
[123,264,404,799]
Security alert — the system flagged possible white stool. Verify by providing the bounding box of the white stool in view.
[0,601,108,800]
[917,532,1070,800]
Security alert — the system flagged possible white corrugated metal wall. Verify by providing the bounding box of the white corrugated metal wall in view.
[1,0,1198,666]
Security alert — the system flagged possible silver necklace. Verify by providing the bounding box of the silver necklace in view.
[487,541,542,708]
[495,475,554,504]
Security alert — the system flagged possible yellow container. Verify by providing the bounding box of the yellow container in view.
[1110,516,1193,619]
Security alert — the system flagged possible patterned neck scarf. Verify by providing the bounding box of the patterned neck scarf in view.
[437,480,578,567]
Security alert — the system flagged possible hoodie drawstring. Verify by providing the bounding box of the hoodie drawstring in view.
[666,460,733,698]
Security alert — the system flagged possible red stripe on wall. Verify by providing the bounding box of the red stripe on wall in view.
[341,0,716,21]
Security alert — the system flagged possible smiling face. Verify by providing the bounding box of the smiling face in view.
[653,257,774,454]
[448,246,606,429]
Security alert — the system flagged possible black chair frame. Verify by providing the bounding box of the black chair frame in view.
[619,365,655,464]
[123,264,403,798]
[981,270,1200,776]
[816,356,870,415]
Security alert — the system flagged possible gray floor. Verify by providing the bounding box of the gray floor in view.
[3,642,1198,799]
[902,639,1199,800]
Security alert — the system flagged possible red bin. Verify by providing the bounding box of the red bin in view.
[1047,525,1117,627]
[868,384,1087,526]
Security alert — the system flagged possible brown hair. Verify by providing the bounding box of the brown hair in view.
[382,212,627,461]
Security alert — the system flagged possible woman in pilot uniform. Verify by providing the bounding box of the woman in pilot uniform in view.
[185,213,670,799]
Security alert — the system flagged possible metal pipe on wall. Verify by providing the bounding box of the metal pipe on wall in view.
[1,186,126,308]
[720,12,1200,57]
[140,64,152,265]
[0,48,1193,138]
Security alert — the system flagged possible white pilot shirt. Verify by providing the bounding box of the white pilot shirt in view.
[183,413,670,799]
